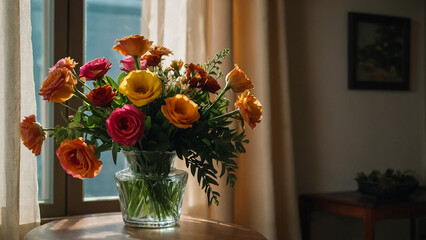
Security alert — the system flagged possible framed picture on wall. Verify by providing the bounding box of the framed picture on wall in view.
[348,12,410,90]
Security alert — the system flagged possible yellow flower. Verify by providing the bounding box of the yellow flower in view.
[112,35,153,58]
[235,90,262,129]
[226,64,254,93]
[119,70,162,106]
[161,94,200,128]
[170,60,184,70]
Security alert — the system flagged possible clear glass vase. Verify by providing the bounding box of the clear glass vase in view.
[115,150,188,228]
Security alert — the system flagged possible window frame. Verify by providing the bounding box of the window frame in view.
[39,0,120,220]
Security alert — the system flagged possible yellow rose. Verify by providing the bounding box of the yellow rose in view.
[226,64,254,93]
[235,90,262,129]
[161,94,200,128]
[119,70,162,106]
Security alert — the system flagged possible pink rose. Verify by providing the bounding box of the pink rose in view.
[120,56,147,73]
[79,57,112,81]
[106,104,146,146]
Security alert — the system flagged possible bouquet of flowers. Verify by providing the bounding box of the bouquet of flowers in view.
[20,35,262,211]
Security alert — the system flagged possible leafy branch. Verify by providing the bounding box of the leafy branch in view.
[205,48,230,79]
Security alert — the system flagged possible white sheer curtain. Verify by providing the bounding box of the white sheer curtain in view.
[142,1,300,239]
[0,0,40,239]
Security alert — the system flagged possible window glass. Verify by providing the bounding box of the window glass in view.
[83,0,142,200]
[31,0,53,203]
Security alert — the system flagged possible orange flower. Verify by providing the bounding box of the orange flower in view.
[142,54,161,66]
[39,68,77,103]
[56,138,102,179]
[49,57,78,72]
[112,35,153,58]
[170,60,184,70]
[226,64,254,93]
[20,115,45,156]
[235,90,262,129]
[161,94,200,128]
[149,45,173,56]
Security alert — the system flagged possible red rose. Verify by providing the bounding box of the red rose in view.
[106,104,146,146]
[79,57,112,81]
[86,85,116,106]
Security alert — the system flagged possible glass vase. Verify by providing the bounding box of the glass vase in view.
[115,150,188,228]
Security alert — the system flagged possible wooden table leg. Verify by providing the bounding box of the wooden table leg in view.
[363,210,375,240]
[299,196,313,240]
[410,217,416,240]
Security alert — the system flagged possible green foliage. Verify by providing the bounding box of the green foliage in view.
[356,168,419,188]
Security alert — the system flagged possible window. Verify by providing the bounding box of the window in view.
[32,0,142,218]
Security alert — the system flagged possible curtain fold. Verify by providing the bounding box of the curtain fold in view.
[0,0,40,239]
[142,0,300,239]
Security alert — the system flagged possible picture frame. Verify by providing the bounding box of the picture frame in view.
[348,12,410,90]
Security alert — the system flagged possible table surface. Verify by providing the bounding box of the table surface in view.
[24,213,267,240]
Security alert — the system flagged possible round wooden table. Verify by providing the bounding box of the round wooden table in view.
[25,212,267,240]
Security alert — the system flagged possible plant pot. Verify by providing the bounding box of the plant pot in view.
[115,150,188,227]
[357,180,418,199]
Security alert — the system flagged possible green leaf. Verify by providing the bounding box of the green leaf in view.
[105,75,119,90]
[145,116,152,129]
[190,164,196,176]
[112,142,119,165]
[161,119,169,129]
[197,167,202,183]
[201,138,211,146]
[117,72,127,86]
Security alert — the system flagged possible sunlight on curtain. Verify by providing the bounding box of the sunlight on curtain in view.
[0,0,40,239]
[142,0,235,223]
[142,1,300,239]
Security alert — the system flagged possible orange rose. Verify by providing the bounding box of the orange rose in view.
[235,90,262,129]
[226,64,254,93]
[49,57,78,72]
[20,115,45,156]
[161,94,200,128]
[112,35,153,58]
[39,68,77,103]
[56,138,102,179]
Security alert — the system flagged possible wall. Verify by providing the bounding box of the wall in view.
[285,0,425,239]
